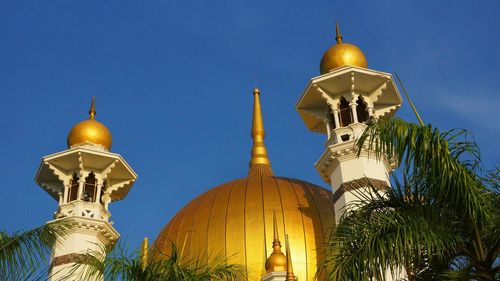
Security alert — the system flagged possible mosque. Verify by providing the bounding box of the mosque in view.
[34,23,402,281]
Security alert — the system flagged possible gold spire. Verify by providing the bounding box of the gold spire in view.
[265,210,286,273]
[335,20,343,44]
[285,234,295,281]
[249,88,273,177]
[89,96,96,120]
[140,237,149,270]
[273,210,280,245]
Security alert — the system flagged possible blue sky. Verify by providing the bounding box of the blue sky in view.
[1,1,499,250]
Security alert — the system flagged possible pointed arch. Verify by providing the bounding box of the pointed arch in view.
[339,97,353,127]
[83,172,97,202]
[68,173,79,202]
[356,96,369,123]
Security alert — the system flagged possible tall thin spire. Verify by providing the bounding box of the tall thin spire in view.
[272,210,282,252]
[265,210,286,273]
[89,96,96,120]
[249,88,273,177]
[140,237,149,270]
[285,234,295,281]
[335,20,343,44]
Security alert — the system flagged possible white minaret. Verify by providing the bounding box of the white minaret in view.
[296,23,402,222]
[35,98,137,280]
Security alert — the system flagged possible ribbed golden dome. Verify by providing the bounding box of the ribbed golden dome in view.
[320,22,367,74]
[67,97,112,150]
[153,89,335,280]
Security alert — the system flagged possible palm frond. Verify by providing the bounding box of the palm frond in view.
[0,220,70,280]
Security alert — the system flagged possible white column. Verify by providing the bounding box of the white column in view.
[58,192,63,205]
[350,102,359,123]
[95,179,103,203]
[324,119,331,139]
[77,177,85,200]
[63,184,70,204]
[332,109,340,128]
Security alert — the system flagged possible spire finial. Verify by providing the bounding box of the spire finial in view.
[249,88,273,177]
[335,20,343,44]
[140,237,149,270]
[89,96,96,120]
[272,210,281,251]
[285,234,295,281]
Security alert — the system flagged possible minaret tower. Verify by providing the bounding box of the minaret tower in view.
[296,23,402,222]
[35,98,137,280]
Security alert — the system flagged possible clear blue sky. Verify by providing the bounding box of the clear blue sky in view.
[1,1,499,250]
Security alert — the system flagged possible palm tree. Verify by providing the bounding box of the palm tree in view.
[0,222,69,281]
[323,117,499,281]
[67,239,247,281]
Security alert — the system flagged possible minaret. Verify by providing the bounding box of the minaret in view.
[35,98,137,280]
[296,23,402,222]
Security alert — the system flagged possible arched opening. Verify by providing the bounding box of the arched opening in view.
[68,173,79,202]
[83,172,97,202]
[339,97,353,127]
[356,97,369,123]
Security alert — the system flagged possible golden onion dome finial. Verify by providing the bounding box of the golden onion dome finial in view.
[320,21,368,74]
[249,88,273,177]
[335,20,343,44]
[285,234,296,281]
[265,210,286,273]
[89,96,96,120]
[67,97,113,150]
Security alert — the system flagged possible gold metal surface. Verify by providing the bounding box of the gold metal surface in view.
[265,210,286,273]
[67,97,112,150]
[320,22,368,74]
[154,176,335,281]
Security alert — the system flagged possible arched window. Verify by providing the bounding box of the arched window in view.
[68,173,79,202]
[83,172,97,202]
[339,97,353,127]
[356,97,369,123]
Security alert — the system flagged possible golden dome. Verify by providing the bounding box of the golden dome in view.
[153,89,335,280]
[67,97,112,150]
[320,22,367,74]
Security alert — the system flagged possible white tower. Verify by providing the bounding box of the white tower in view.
[35,98,137,280]
[296,24,402,222]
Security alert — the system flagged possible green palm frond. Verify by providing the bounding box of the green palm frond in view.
[357,118,488,225]
[325,177,464,281]
[323,118,499,281]
[0,221,70,281]
[66,240,247,281]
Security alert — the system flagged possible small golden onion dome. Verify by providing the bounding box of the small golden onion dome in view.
[67,97,112,150]
[265,252,287,273]
[320,22,367,74]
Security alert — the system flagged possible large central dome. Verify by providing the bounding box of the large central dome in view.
[153,89,336,280]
